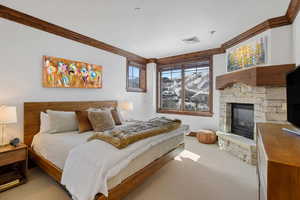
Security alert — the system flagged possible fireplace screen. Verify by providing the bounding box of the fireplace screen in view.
[231,103,254,139]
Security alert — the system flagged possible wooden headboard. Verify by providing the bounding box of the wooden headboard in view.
[24,101,118,146]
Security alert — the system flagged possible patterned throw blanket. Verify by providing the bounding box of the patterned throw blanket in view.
[88,117,181,149]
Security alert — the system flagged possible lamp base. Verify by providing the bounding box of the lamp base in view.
[0,124,7,146]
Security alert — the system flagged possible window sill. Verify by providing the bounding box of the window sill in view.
[157,109,213,117]
[126,88,146,93]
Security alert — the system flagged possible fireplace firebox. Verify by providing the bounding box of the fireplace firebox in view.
[231,103,254,139]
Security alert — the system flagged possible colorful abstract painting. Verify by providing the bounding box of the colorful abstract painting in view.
[43,56,103,88]
[227,36,268,72]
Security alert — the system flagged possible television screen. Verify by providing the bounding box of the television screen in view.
[287,66,300,128]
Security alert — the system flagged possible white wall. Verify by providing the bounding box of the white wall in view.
[270,25,294,65]
[0,18,150,141]
[293,14,300,65]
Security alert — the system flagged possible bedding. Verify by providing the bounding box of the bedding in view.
[31,129,184,188]
[88,117,181,149]
[47,110,78,133]
[32,121,189,200]
[61,124,188,200]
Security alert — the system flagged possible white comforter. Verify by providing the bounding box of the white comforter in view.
[61,125,188,200]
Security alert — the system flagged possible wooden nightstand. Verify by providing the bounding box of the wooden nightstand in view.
[0,144,27,192]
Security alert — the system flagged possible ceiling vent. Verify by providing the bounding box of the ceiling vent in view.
[182,36,200,44]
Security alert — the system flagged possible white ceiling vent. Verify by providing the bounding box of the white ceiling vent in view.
[182,36,200,44]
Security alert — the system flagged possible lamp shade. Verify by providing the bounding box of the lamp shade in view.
[119,101,133,111]
[0,106,17,124]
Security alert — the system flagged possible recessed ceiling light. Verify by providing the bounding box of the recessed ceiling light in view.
[210,30,216,35]
[182,36,200,44]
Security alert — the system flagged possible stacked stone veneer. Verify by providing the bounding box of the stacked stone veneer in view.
[218,83,287,165]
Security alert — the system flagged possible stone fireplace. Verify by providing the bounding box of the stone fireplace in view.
[217,83,287,165]
[215,64,293,165]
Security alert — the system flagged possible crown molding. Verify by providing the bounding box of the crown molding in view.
[156,15,292,65]
[156,48,225,65]
[153,0,297,65]
[0,4,148,64]
[286,0,300,23]
[221,15,291,50]
[146,58,158,64]
[1,1,299,66]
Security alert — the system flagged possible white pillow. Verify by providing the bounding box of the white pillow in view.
[40,112,50,133]
[46,110,78,133]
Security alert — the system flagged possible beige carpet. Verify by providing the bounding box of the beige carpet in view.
[0,137,258,200]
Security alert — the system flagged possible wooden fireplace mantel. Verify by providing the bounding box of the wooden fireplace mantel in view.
[216,64,295,90]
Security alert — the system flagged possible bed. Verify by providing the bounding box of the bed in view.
[24,101,187,200]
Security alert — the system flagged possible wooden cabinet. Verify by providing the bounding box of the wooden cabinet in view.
[257,123,300,200]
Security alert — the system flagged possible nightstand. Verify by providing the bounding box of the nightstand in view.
[0,144,27,192]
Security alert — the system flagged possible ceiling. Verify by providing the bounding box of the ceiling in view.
[1,0,291,58]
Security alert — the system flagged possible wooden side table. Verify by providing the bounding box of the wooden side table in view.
[0,144,27,192]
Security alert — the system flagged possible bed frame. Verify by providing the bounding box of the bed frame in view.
[24,101,184,200]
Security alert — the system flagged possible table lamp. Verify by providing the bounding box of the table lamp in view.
[118,101,133,121]
[0,106,17,146]
[119,101,133,111]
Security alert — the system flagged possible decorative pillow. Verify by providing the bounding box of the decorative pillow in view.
[88,110,115,132]
[40,112,50,133]
[101,107,123,125]
[115,106,127,122]
[47,110,78,133]
[75,111,93,133]
[111,109,122,125]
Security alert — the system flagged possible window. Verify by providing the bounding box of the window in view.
[126,60,146,92]
[157,58,213,116]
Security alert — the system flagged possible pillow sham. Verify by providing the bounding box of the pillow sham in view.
[47,110,78,133]
[88,110,115,132]
[75,111,93,133]
[110,109,122,125]
[40,112,50,133]
[115,107,126,122]
[101,107,123,125]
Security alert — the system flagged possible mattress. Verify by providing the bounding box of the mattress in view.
[32,125,188,189]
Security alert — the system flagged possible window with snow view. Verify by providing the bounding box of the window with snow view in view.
[157,58,212,116]
[126,60,146,92]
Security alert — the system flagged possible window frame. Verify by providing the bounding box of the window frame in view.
[156,56,213,117]
[126,59,147,93]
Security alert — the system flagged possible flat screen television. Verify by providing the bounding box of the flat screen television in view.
[287,66,300,129]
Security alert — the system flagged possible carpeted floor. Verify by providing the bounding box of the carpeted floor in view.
[0,137,258,200]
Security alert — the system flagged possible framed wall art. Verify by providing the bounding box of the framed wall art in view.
[43,56,103,88]
[227,36,268,72]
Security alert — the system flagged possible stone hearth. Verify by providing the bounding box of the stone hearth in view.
[217,131,257,165]
[217,82,287,165]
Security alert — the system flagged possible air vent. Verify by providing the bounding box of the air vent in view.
[182,36,200,44]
